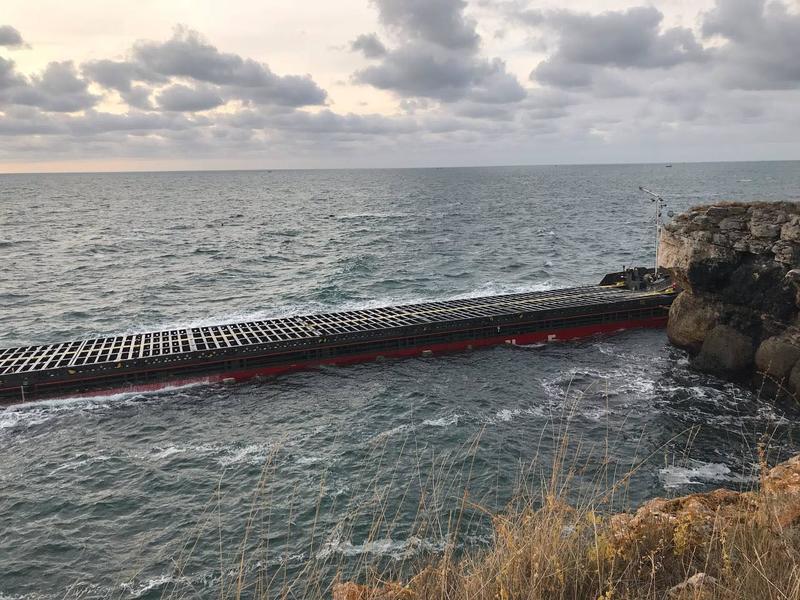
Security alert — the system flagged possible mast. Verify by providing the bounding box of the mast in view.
[638,186,667,277]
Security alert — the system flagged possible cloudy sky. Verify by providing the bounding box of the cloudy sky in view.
[1,0,798,172]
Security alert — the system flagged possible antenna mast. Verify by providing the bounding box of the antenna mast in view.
[638,186,667,277]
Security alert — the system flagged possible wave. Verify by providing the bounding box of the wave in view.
[143,441,275,467]
[0,382,208,434]
[658,460,754,489]
[316,535,444,561]
[421,414,460,428]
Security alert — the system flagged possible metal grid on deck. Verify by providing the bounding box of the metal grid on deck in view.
[0,285,662,376]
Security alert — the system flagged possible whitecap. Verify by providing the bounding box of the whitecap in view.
[47,454,113,476]
[316,535,443,561]
[0,380,209,434]
[370,423,412,442]
[421,414,459,428]
[658,461,753,489]
[495,408,521,423]
[119,574,176,598]
[217,443,273,467]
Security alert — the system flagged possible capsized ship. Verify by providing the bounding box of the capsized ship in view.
[0,268,676,405]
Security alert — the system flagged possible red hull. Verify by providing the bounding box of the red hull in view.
[24,315,667,403]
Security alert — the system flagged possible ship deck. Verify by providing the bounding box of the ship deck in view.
[0,284,668,378]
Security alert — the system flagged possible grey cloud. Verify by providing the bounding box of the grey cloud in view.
[68,110,205,135]
[356,47,524,103]
[82,59,163,92]
[527,6,706,90]
[354,0,525,104]
[547,7,705,69]
[355,44,486,101]
[0,57,26,90]
[0,106,201,137]
[121,85,154,110]
[702,0,800,90]
[351,33,386,58]
[156,83,225,112]
[375,0,479,50]
[131,26,326,107]
[0,25,25,48]
[453,102,513,120]
[270,109,418,136]
[4,8,800,168]
[2,60,98,112]
[531,57,592,89]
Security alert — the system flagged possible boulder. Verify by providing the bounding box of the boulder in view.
[749,221,781,240]
[667,292,720,352]
[781,215,800,243]
[772,240,800,266]
[789,361,800,396]
[694,325,754,375]
[719,216,747,231]
[755,336,800,382]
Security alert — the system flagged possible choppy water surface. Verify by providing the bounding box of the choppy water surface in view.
[2,163,800,598]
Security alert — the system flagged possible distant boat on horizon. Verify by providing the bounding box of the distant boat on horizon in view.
[665,164,673,168]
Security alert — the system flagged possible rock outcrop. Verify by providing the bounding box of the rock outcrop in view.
[659,201,800,398]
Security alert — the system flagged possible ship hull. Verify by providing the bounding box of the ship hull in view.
[2,314,667,404]
[1,272,676,405]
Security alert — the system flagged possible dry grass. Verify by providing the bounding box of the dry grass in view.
[325,402,800,600]
[112,383,800,600]
[347,484,800,600]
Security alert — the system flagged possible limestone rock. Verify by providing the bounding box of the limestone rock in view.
[760,454,800,528]
[750,221,781,240]
[332,582,408,600]
[667,292,719,352]
[719,216,747,231]
[661,201,800,394]
[755,336,800,382]
[789,361,800,396]
[786,269,800,286]
[658,226,738,293]
[694,325,754,375]
[772,240,800,266]
[667,573,717,599]
[781,215,800,243]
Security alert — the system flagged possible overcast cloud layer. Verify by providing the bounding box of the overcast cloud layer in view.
[0,0,798,171]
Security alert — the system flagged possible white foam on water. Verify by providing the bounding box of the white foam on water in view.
[141,441,275,467]
[0,380,209,434]
[119,574,177,599]
[316,535,443,561]
[659,461,753,489]
[422,414,459,428]
[149,445,187,460]
[217,442,274,467]
[370,423,413,443]
[495,408,522,423]
[47,454,114,477]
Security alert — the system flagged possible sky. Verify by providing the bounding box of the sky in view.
[0,0,799,172]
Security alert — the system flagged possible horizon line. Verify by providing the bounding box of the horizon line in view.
[0,157,798,176]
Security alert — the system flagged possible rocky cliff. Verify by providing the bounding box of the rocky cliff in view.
[658,201,800,398]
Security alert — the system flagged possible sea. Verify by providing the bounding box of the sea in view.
[1,162,799,599]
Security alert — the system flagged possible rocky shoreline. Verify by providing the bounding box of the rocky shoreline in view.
[659,201,800,399]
